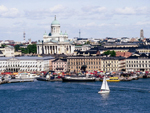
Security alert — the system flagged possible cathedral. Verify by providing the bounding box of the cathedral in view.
[37,16,75,55]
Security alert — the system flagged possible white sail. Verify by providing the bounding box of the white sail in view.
[100,76,110,91]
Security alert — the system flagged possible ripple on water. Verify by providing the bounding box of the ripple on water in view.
[0,79,150,113]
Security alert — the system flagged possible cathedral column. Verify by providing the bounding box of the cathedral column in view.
[40,46,42,54]
[50,46,52,54]
[70,46,71,53]
[50,46,51,54]
[54,46,56,54]
[38,46,40,54]
[45,46,46,54]
[68,45,69,54]
[53,46,55,54]
[52,46,54,54]
[44,46,46,54]
[48,46,49,54]
[47,46,48,54]
[56,46,57,54]
[37,46,39,54]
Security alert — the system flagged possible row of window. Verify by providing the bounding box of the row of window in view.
[68,59,101,61]
[70,66,101,69]
[53,65,66,68]
[69,62,101,65]
[127,60,150,63]
[0,65,42,68]
[126,64,150,68]
[0,69,42,71]
[0,62,41,64]
[53,62,66,64]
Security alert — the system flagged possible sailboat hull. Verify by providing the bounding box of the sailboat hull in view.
[98,90,110,94]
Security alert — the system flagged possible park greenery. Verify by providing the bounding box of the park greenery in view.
[1,44,6,48]
[14,44,37,54]
[103,50,116,57]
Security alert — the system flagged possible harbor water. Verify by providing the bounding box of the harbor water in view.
[0,79,150,113]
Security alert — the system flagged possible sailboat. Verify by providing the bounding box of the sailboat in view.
[98,75,110,94]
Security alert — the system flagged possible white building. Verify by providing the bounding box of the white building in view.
[37,16,75,55]
[0,56,54,72]
[0,45,15,57]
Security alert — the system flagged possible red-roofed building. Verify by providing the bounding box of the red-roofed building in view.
[116,51,132,58]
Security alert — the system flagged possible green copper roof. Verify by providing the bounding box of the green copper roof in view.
[60,31,63,35]
[64,32,68,35]
[51,15,60,25]
[43,32,47,35]
[51,20,60,25]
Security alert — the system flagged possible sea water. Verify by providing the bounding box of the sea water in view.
[0,79,150,113]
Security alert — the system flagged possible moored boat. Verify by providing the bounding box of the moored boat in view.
[62,75,95,82]
[15,73,39,79]
[100,77,120,82]
[107,77,120,82]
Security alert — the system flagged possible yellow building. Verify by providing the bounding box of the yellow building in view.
[67,56,102,72]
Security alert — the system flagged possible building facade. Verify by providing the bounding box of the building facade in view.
[101,57,125,72]
[67,56,102,72]
[52,59,67,72]
[0,56,54,72]
[0,45,15,57]
[126,53,150,72]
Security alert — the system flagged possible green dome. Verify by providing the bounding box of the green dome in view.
[51,20,60,25]
[64,32,68,35]
[51,16,60,25]
[60,31,63,35]
[43,32,47,35]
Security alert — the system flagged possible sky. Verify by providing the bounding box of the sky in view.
[0,0,150,41]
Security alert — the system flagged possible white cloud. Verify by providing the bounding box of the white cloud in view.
[50,5,66,13]
[82,6,107,14]
[24,4,74,19]
[0,5,19,18]
[115,7,150,15]
[136,21,150,25]
[115,7,136,15]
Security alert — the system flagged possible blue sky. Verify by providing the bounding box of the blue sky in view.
[0,0,150,41]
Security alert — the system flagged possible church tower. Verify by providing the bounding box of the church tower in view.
[140,29,144,40]
[51,15,60,36]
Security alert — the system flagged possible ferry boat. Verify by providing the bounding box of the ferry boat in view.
[15,73,39,79]
[62,75,95,82]
[100,77,120,82]
[106,77,120,82]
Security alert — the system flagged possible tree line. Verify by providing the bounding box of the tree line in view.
[103,50,116,57]
[15,44,37,54]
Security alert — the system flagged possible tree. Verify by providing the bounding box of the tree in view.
[20,48,27,54]
[1,44,6,48]
[20,44,37,54]
[14,45,20,51]
[110,50,116,57]
[104,50,110,55]
[104,50,116,57]
[86,41,90,44]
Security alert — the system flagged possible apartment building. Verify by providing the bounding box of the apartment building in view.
[126,53,150,72]
[67,56,102,72]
